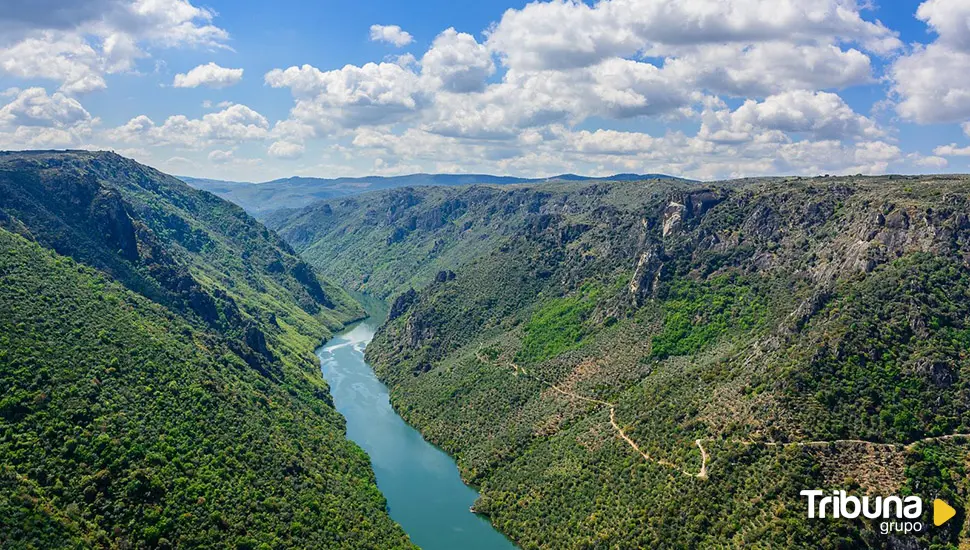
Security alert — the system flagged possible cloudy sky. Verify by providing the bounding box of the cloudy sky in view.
[1,0,969,181]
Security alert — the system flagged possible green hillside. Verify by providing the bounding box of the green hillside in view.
[279,176,970,548]
[266,185,591,299]
[0,151,413,549]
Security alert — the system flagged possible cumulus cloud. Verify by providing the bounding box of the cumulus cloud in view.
[208,149,234,163]
[0,33,107,94]
[0,0,953,178]
[891,0,970,123]
[107,103,269,147]
[700,90,882,143]
[252,0,924,178]
[0,87,92,127]
[0,0,230,94]
[421,28,494,93]
[913,154,949,168]
[370,24,413,47]
[266,62,428,129]
[173,62,243,88]
[891,45,970,124]
[485,0,899,72]
[916,0,970,52]
[268,140,304,159]
[665,43,874,97]
[0,87,98,148]
[934,143,970,156]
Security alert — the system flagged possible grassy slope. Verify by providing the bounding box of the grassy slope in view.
[284,175,970,548]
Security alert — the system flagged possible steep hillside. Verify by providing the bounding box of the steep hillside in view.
[0,151,363,373]
[191,173,684,218]
[267,186,549,299]
[296,176,970,548]
[0,151,412,548]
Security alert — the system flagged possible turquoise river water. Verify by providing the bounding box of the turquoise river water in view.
[317,316,518,550]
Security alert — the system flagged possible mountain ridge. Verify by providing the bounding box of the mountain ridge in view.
[181,171,689,217]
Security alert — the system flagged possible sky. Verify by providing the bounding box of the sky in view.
[2,0,970,182]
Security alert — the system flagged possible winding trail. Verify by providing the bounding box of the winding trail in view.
[479,348,706,478]
[477,346,970,481]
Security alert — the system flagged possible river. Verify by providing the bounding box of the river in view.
[317,313,518,550]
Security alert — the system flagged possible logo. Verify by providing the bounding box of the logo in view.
[800,490,958,535]
[934,499,957,527]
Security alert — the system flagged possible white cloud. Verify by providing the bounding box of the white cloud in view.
[107,103,269,147]
[891,0,970,124]
[268,140,304,159]
[369,24,413,47]
[700,90,881,143]
[266,62,428,129]
[208,148,234,163]
[0,0,230,94]
[0,0,952,179]
[916,0,970,52]
[913,154,948,168]
[0,33,107,94]
[665,43,874,97]
[0,87,93,127]
[174,62,243,88]
[891,44,970,124]
[421,28,494,93]
[934,143,970,156]
[0,87,97,148]
[485,0,899,72]
[565,128,657,155]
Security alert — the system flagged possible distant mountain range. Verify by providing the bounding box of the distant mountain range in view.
[179,172,689,217]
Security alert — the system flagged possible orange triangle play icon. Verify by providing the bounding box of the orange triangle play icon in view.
[934,499,957,527]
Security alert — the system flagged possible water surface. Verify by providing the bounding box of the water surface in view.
[317,315,517,550]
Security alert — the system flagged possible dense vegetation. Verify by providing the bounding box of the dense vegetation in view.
[266,179,680,299]
[280,175,970,548]
[516,283,604,365]
[0,152,412,549]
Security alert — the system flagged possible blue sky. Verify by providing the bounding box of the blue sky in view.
[2,0,970,181]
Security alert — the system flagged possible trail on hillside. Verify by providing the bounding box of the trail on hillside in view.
[478,348,705,478]
[476,347,970,481]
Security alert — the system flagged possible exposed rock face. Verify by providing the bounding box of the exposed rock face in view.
[404,312,435,350]
[812,202,970,281]
[90,187,139,262]
[912,357,955,388]
[785,289,832,332]
[291,260,334,309]
[388,288,418,321]
[662,190,724,238]
[629,248,664,303]
[662,201,685,237]
[245,323,272,359]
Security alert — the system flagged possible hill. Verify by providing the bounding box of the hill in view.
[183,173,685,218]
[279,175,970,548]
[0,151,413,548]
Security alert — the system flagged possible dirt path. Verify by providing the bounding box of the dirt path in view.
[694,440,709,479]
[477,347,969,481]
[479,347,705,477]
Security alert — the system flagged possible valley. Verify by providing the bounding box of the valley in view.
[3,152,969,549]
[275,175,970,548]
